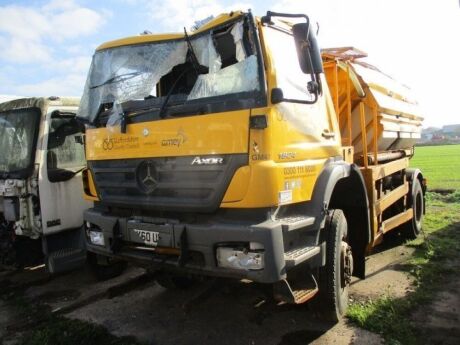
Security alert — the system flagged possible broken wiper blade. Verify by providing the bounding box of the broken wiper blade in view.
[89,71,143,89]
[158,68,190,119]
[183,27,201,76]
[156,29,207,119]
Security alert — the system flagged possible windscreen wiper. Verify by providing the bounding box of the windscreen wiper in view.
[183,27,202,76]
[158,68,190,119]
[158,29,208,118]
[89,71,143,89]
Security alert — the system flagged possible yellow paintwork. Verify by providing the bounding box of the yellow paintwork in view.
[323,53,423,156]
[86,110,250,160]
[86,13,343,209]
[221,158,327,207]
[222,21,342,208]
[221,166,251,203]
[96,12,244,51]
[82,168,99,201]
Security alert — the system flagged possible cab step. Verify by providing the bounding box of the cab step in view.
[284,245,320,268]
[280,216,315,232]
[273,274,318,304]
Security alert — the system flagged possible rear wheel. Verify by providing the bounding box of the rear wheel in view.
[314,209,353,322]
[87,253,127,281]
[404,179,424,240]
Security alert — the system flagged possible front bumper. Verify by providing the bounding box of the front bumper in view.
[84,208,321,283]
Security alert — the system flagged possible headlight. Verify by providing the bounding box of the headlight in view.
[89,230,105,246]
[216,246,264,271]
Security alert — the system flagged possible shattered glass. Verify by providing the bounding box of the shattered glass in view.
[231,21,246,62]
[106,101,124,132]
[190,34,222,73]
[77,18,260,124]
[188,55,259,100]
[0,109,39,174]
[78,41,187,123]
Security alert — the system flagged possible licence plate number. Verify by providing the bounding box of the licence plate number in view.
[132,229,160,247]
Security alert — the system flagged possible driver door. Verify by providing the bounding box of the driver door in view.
[38,110,92,235]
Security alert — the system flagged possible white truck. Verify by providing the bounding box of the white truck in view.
[0,97,91,273]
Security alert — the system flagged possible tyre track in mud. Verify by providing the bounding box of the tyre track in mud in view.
[0,237,416,345]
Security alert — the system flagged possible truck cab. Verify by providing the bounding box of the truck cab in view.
[79,10,423,320]
[0,97,91,273]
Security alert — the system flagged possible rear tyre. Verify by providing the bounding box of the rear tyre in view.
[313,209,352,322]
[403,179,424,240]
[155,271,195,289]
[87,253,127,281]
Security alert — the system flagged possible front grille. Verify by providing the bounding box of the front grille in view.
[89,154,247,212]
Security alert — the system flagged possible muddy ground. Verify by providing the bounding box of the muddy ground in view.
[0,236,458,345]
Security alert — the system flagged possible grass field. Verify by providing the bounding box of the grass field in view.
[347,193,460,344]
[410,144,460,190]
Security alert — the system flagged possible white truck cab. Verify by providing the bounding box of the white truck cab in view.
[0,97,91,273]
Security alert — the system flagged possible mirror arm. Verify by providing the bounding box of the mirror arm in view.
[282,93,318,105]
[262,11,310,26]
[271,87,318,105]
[265,10,322,102]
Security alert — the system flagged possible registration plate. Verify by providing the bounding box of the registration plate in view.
[127,221,174,248]
[132,229,160,247]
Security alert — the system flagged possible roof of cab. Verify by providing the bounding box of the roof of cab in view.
[0,97,80,114]
[96,11,245,51]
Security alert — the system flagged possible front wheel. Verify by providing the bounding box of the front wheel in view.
[314,209,353,322]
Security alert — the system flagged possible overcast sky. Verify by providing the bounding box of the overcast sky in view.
[0,0,459,127]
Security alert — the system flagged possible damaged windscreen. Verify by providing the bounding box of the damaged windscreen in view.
[0,108,40,178]
[77,16,262,125]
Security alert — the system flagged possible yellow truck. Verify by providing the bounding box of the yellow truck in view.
[77,10,425,320]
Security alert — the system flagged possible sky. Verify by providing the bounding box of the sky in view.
[0,0,459,128]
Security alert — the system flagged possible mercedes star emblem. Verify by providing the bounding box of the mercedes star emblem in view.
[136,160,158,194]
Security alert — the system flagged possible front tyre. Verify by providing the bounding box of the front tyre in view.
[314,209,353,322]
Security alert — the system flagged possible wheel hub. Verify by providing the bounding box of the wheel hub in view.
[341,241,353,286]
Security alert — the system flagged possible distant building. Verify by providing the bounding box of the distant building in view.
[420,125,460,143]
[442,124,460,136]
[421,126,441,142]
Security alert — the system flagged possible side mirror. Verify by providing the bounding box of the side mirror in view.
[48,168,76,183]
[292,23,323,74]
[48,119,85,149]
[56,118,85,137]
